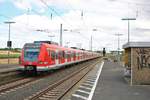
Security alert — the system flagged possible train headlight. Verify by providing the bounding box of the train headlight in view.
[44,62,48,64]
[39,61,43,64]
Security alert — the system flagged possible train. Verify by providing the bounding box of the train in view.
[19,41,100,73]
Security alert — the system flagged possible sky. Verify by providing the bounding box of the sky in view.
[0,0,150,51]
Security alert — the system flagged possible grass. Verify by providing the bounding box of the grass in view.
[0,54,20,59]
[0,50,21,59]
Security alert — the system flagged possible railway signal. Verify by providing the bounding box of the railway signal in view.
[4,21,15,64]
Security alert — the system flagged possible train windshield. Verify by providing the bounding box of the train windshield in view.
[24,48,39,62]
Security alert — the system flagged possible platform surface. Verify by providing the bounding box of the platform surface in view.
[92,61,150,100]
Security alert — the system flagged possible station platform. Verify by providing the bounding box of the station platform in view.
[92,61,150,100]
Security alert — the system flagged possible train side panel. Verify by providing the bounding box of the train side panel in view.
[19,42,100,72]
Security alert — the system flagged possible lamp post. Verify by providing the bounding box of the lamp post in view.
[114,33,123,62]
[121,18,136,43]
[90,29,98,51]
[90,35,92,51]
[60,24,62,46]
[4,21,15,64]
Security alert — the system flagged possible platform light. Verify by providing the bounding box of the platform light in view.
[121,18,136,43]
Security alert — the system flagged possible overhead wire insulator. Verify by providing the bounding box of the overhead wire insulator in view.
[81,10,83,20]
[51,13,53,20]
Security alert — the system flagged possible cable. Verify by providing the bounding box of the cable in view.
[40,0,92,42]
[40,0,66,22]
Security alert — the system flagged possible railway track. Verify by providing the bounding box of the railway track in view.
[0,71,48,94]
[0,71,55,94]
[0,60,93,94]
[0,58,100,100]
[0,77,36,93]
[26,59,101,100]
[0,69,25,86]
[0,70,22,77]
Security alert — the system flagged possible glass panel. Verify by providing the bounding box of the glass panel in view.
[51,51,55,60]
[24,49,39,62]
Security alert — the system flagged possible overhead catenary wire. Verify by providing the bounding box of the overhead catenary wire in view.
[39,0,92,42]
[2,0,149,49]
[65,0,101,47]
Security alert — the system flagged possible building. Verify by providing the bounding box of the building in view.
[123,42,150,85]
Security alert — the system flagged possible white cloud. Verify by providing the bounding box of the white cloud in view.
[1,0,150,51]
[0,0,4,3]
[13,0,32,10]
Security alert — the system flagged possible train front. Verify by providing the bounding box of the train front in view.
[19,43,41,72]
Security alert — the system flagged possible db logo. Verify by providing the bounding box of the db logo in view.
[29,62,32,65]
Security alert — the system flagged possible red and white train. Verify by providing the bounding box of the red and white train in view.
[19,41,99,72]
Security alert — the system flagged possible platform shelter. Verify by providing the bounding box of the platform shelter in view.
[123,42,150,85]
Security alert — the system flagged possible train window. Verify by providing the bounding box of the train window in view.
[24,48,39,61]
[73,52,75,58]
[62,51,65,58]
[58,51,61,58]
[65,51,68,59]
[68,52,71,59]
[71,52,73,58]
[69,51,71,57]
[78,52,80,57]
[72,52,74,58]
[66,53,68,59]
[74,52,76,57]
[66,51,69,59]
[48,50,51,56]
[61,51,63,58]
[51,51,55,60]
[76,52,78,57]
[55,52,58,59]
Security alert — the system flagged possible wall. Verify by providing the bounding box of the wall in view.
[131,48,150,85]
[124,48,131,68]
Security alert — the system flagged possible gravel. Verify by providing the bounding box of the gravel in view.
[0,59,98,100]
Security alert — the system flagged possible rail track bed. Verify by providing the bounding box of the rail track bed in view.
[27,59,100,100]
[0,69,25,86]
[0,58,101,100]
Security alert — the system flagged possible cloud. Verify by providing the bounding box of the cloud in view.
[0,0,4,3]
[1,0,150,51]
[13,0,32,10]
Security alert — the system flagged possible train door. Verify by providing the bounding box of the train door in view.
[50,50,55,65]
[71,51,73,62]
[55,50,59,65]
[58,51,61,64]
[68,51,71,62]
[76,52,78,61]
[65,51,67,63]
[59,51,65,64]
[77,52,80,61]
[73,51,76,61]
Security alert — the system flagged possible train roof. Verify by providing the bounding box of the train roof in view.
[24,42,97,54]
[42,43,88,53]
[123,42,150,48]
[34,41,58,45]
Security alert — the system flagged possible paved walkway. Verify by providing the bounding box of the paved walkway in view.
[92,61,150,100]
